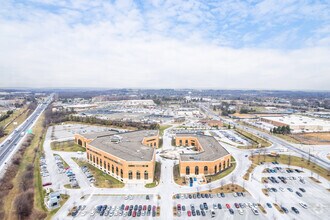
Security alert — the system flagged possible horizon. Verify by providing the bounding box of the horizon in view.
[1,1,330,90]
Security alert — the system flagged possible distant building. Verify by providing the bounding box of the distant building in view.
[261,115,330,133]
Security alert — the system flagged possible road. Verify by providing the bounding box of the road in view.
[0,94,53,175]
[199,104,330,170]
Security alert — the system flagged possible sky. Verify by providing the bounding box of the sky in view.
[0,0,330,90]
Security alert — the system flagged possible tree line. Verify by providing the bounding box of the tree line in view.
[270,125,291,134]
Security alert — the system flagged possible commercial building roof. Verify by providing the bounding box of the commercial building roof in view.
[80,130,119,140]
[176,134,230,161]
[89,130,158,161]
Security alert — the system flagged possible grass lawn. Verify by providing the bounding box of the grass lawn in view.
[250,154,330,181]
[159,125,172,136]
[64,184,80,189]
[145,162,161,188]
[173,164,186,185]
[51,140,86,152]
[72,158,124,188]
[235,128,272,148]
[200,184,246,194]
[208,157,236,182]
[243,163,257,180]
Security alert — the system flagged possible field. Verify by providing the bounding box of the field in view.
[72,158,124,188]
[159,125,172,136]
[51,140,86,152]
[235,128,272,148]
[0,107,29,142]
[290,132,330,145]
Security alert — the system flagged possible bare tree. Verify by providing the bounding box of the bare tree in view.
[230,175,237,187]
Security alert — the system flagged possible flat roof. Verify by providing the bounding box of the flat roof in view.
[176,134,230,161]
[89,130,158,161]
[81,130,119,140]
[261,115,330,127]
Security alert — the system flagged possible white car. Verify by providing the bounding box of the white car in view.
[90,209,95,216]
[238,209,244,215]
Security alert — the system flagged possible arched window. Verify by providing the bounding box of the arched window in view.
[96,157,99,165]
[103,161,106,169]
[144,171,148,180]
[195,166,199,175]
[107,163,110,171]
[214,165,217,174]
[128,171,133,179]
[112,165,114,173]
[77,139,82,146]
[116,167,119,176]
[100,159,102,167]
[204,166,208,174]
[120,169,123,178]
[93,155,95,163]
[219,163,222,171]
[136,171,141,180]
[186,166,190,175]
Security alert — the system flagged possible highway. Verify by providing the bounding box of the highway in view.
[200,104,330,170]
[0,94,53,172]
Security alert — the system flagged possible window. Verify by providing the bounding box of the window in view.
[116,167,119,176]
[186,166,190,175]
[112,165,114,173]
[144,171,148,180]
[214,165,217,174]
[128,171,132,179]
[179,140,182,145]
[120,169,123,178]
[100,159,102,167]
[93,155,95,163]
[96,157,99,165]
[219,163,222,171]
[195,166,199,175]
[107,163,110,171]
[136,171,141,180]
[104,161,106,169]
[87,152,89,160]
[204,166,208,174]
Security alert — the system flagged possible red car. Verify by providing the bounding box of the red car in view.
[226,204,231,209]
[42,182,52,187]
[187,210,191,217]
[143,205,147,211]
[125,205,129,211]
[132,210,136,217]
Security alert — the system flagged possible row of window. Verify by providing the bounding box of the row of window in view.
[87,152,149,180]
[185,159,231,175]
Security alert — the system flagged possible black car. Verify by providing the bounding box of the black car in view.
[296,191,303,197]
[189,194,192,199]
[196,210,200,216]
[281,206,288,213]
[203,203,208,210]
[292,207,299,214]
[220,193,225,197]
[217,203,222,209]
[205,194,209,198]
[192,210,196,216]
[229,208,234,214]
[201,210,206,216]
[146,195,150,200]
[299,188,306,193]
[201,194,205,198]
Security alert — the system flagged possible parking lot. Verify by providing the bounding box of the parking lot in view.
[68,194,161,219]
[173,192,267,220]
[253,164,330,220]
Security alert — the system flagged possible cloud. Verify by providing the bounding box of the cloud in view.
[0,0,329,90]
